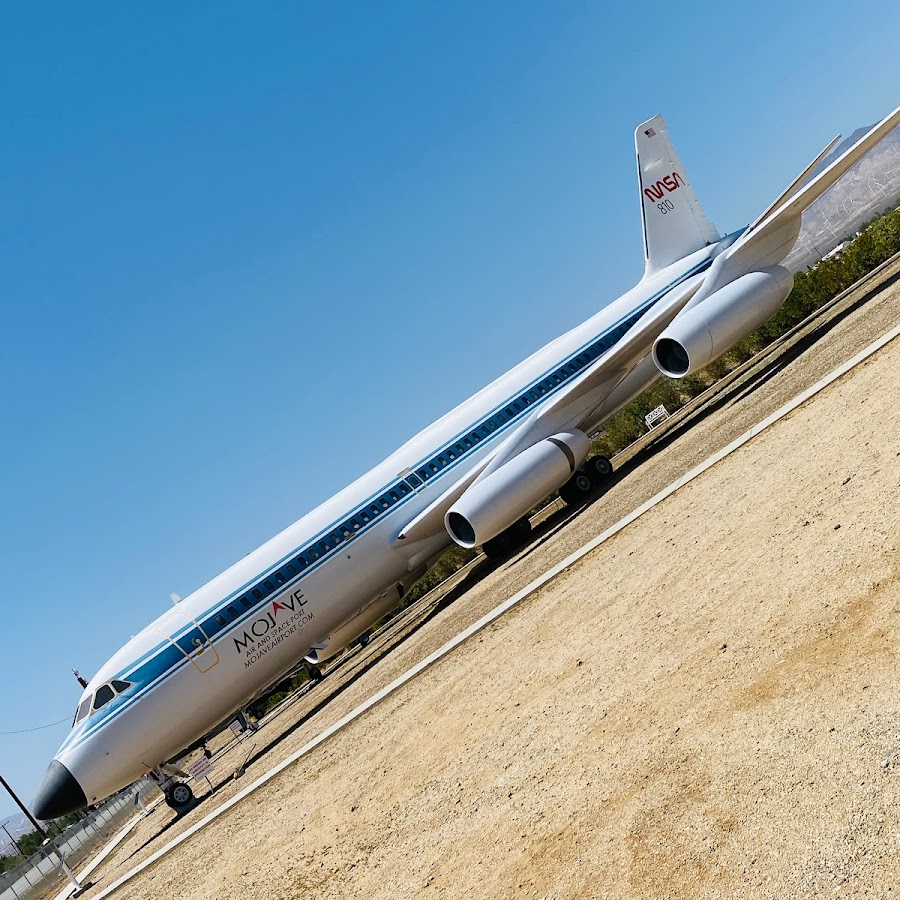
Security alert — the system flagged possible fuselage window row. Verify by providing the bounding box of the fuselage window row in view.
[176,306,651,648]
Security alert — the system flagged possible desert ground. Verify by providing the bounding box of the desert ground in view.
[56,263,899,899]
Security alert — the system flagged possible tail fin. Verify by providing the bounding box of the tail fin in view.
[636,115,719,277]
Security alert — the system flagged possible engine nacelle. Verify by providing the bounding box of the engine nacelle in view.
[445,430,590,549]
[652,266,794,378]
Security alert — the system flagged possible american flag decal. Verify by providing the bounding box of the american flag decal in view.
[644,127,656,137]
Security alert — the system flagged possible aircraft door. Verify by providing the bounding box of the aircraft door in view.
[402,468,426,494]
[154,609,220,673]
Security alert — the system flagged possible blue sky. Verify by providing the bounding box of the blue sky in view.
[1,0,898,818]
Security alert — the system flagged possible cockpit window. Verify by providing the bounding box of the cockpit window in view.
[93,683,115,710]
[111,680,131,693]
[74,697,92,725]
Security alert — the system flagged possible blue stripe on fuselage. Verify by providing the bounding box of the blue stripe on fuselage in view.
[61,256,712,753]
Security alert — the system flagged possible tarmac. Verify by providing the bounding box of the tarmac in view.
[40,256,900,899]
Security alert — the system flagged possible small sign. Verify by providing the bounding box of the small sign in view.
[229,719,245,737]
[188,756,213,781]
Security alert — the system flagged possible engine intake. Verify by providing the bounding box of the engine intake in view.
[653,266,794,377]
[445,430,590,548]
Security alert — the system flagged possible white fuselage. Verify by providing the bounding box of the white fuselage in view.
[49,246,719,806]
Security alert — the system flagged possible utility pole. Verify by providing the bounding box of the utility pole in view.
[0,773,90,896]
[1,822,25,857]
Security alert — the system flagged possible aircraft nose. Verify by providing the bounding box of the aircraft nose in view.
[31,761,88,821]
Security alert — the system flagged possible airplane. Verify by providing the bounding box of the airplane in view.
[32,101,900,820]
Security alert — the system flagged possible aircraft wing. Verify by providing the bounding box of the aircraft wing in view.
[479,269,708,475]
[725,103,900,270]
[394,270,707,545]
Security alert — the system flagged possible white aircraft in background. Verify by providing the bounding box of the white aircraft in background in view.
[32,102,900,819]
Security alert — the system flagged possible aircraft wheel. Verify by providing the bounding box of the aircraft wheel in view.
[165,782,194,811]
[307,664,323,682]
[584,455,614,482]
[482,517,531,561]
[559,471,594,507]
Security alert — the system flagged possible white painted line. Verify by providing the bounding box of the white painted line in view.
[91,322,900,899]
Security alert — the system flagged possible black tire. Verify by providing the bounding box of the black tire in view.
[559,471,594,507]
[483,517,531,560]
[511,516,532,540]
[165,782,194,811]
[307,664,323,682]
[584,455,613,482]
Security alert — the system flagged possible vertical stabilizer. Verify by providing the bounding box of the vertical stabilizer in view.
[636,115,719,277]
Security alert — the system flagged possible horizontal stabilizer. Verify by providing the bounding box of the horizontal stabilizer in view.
[728,103,900,266]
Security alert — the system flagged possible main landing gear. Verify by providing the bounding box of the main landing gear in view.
[483,516,532,561]
[558,455,614,508]
[304,661,324,683]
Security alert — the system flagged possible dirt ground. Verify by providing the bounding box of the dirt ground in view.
[66,273,899,900]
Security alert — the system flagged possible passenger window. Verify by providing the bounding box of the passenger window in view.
[398,483,411,495]
[215,615,227,626]
[227,605,238,617]
[319,541,330,553]
[455,443,465,453]
[308,548,320,560]
[359,510,371,523]
[369,505,380,516]
[275,572,287,584]
[446,449,456,460]
[252,588,263,600]
[263,580,274,591]
[286,563,297,575]
[93,684,115,710]
[294,556,308,569]
[240,596,251,607]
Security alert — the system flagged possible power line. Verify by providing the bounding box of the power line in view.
[0,717,69,735]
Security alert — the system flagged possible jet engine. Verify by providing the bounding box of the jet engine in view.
[652,266,794,378]
[445,429,590,549]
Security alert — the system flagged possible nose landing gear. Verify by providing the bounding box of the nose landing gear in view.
[150,765,197,814]
[164,781,195,811]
